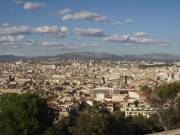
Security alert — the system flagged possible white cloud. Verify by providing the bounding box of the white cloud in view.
[0,36,15,42]
[129,36,153,44]
[104,35,130,42]
[41,41,66,47]
[0,35,24,42]
[74,28,106,37]
[125,19,134,23]
[32,26,69,37]
[23,2,46,10]
[0,35,25,47]
[40,41,79,51]
[134,32,149,37]
[56,8,72,16]
[2,22,10,27]
[0,26,30,35]
[58,9,108,22]
[0,25,69,37]
[59,26,69,37]
[16,35,24,41]
[104,33,169,46]
[113,19,134,25]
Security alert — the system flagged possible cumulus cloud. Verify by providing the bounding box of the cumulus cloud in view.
[0,24,69,47]
[40,41,79,51]
[0,25,69,37]
[57,9,108,22]
[129,36,154,44]
[2,23,10,27]
[113,19,134,25]
[104,35,130,42]
[103,33,169,46]
[125,19,134,23]
[134,32,149,37]
[23,2,46,10]
[0,26,31,35]
[0,35,24,42]
[32,26,69,37]
[41,41,67,47]
[0,35,25,47]
[74,28,106,37]
[0,36,15,43]
[56,8,72,16]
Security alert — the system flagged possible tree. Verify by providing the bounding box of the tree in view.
[44,119,70,135]
[108,112,133,135]
[68,102,163,135]
[108,112,163,135]
[0,93,56,135]
[172,98,180,128]
[146,82,180,130]
[131,115,163,135]
[140,85,152,100]
[156,82,180,106]
[69,111,108,135]
[69,102,110,135]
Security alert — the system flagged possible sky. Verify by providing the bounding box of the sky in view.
[0,0,180,56]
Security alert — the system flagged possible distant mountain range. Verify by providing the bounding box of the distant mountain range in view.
[55,52,120,60]
[0,55,26,62]
[0,52,180,62]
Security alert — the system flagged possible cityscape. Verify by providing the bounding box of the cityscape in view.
[0,0,180,135]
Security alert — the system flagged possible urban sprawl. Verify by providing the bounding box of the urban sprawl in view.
[0,59,180,120]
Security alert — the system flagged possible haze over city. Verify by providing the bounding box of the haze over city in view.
[0,0,180,56]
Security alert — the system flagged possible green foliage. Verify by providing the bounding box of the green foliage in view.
[130,115,163,135]
[173,98,180,128]
[140,85,153,103]
[69,112,108,135]
[140,85,152,96]
[0,93,55,135]
[0,91,170,135]
[142,82,180,130]
[44,119,70,135]
[69,102,110,135]
[108,112,133,135]
[108,112,163,135]
[155,82,180,129]
[68,103,163,135]
[156,82,180,104]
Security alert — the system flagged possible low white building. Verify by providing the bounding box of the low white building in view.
[50,74,66,83]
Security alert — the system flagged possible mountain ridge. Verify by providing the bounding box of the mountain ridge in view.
[0,52,180,62]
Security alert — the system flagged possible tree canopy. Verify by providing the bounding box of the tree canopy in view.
[141,82,180,130]
[1,88,175,135]
[0,93,56,135]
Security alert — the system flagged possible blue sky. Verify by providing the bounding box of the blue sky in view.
[0,0,180,56]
